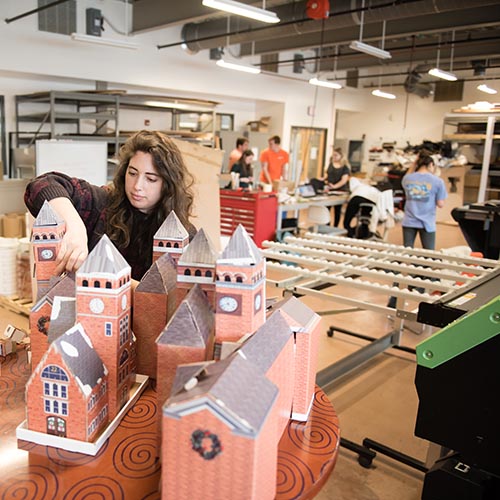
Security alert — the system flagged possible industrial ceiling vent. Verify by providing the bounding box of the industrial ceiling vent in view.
[404,69,433,98]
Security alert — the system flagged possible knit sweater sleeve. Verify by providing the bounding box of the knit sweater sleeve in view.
[24,171,109,237]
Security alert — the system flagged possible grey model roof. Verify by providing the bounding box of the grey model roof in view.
[178,228,218,266]
[33,200,65,227]
[268,295,318,330]
[48,296,76,344]
[32,273,76,311]
[78,234,130,275]
[136,253,177,294]
[53,324,106,395]
[219,224,262,264]
[170,361,215,396]
[239,311,292,373]
[164,352,278,436]
[154,211,189,240]
[156,284,214,348]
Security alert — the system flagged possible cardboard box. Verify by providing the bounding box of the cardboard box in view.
[247,116,271,133]
[2,213,26,238]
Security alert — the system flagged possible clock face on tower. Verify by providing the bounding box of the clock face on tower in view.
[218,295,239,313]
[254,293,262,312]
[38,248,55,261]
[89,298,105,314]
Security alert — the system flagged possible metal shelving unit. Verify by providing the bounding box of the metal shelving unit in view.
[13,91,219,177]
[443,111,500,203]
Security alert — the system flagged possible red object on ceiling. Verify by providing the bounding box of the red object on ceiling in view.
[306,0,330,20]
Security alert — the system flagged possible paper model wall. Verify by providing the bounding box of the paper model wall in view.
[26,324,109,442]
[133,253,177,379]
[29,274,75,368]
[268,296,322,421]
[176,228,218,307]
[162,353,279,500]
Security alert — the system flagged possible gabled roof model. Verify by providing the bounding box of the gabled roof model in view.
[154,210,189,240]
[52,324,107,396]
[48,296,76,344]
[136,253,177,294]
[268,296,318,331]
[78,234,130,275]
[164,353,278,436]
[239,311,292,373]
[156,284,214,348]
[31,273,76,312]
[178,228,218,266]
[33,200,65,227]
[219,224,262,265]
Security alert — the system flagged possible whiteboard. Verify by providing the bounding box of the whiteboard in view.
[36,140,108,186]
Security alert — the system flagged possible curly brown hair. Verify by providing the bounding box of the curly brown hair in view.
[106,130,194,248]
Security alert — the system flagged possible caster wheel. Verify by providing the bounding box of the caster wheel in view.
[358,455,373,468]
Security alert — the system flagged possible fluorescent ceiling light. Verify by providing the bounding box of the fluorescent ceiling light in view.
[202,0,280,23]
[71,33,138,50]
[309,77,342,89]
[477,84,497,95]
[428,67,457,81]
[216,59,261,74]
[372,89,396,99]
[349,40,392,60]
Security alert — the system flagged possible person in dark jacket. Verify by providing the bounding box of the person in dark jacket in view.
[25,130,196,281]
[230,149,254,189]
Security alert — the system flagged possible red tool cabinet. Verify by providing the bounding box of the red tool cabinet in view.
[220,190,277,247]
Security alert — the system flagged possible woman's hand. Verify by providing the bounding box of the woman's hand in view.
[55,226,88,275]
[47,198,89,275]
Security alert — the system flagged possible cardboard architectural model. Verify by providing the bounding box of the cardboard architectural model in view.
[24,232,137,444]
[31,201,66,300]
[153,210,189,265]
[159,221,322,500]
[133,253,177,379]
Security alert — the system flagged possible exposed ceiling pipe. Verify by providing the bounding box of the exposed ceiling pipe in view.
[178,0,500,53]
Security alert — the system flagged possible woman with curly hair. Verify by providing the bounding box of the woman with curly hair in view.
[25,130,196,281]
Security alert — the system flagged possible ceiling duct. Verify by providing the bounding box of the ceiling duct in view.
[404,68,434,98]
[180,0,500,54]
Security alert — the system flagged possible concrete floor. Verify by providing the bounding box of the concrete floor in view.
[301,221,468,499]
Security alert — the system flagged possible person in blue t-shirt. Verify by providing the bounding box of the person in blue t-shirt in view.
[402,155,447,250]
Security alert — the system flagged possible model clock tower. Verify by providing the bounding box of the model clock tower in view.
[152,211,189,265]
[31,201,66,299]
[215,225,265,349]
[75,235,135,420]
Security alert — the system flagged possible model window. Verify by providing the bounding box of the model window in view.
[106,281,112,289]
[82,280,88,287]
[159,241,164,247]
[44,382,50,395]
[60,385,67,399]
[119,349,129,366]
[94,280,100,288]
[174,242,179,248]
[45,400,50,412]
[52,383,59,397]
[184,269,191,276]
[205,270,212,278]
[105,322,112,337]
[225,275,231,282]
[195,270,201,277]
[42,365,69,381]
[61,403,68,416]
[53,401,59,414]
[48,417,56,431]
[236,276,243,283]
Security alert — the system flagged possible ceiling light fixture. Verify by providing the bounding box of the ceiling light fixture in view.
[372,89,396,99]
[428,32,457,81]
[349,40,392,60]
[477,84,497,95]
[216,59,261,74]
[309,77,342,89]
[202,0,280,24]
[71,33,138,50]
[349,5,392,60]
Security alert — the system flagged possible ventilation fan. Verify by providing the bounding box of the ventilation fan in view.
[404,69,434,98]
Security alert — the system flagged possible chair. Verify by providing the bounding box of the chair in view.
[300,205,342,235]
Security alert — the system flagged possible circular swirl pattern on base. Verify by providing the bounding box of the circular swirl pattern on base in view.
[0,465,58,500]
[121,391,157,428]
[63,476,124,499]
[113,432,160,479]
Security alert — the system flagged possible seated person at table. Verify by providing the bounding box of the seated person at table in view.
[230,149,254,189]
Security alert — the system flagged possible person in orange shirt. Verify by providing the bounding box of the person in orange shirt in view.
[259,135,289,185]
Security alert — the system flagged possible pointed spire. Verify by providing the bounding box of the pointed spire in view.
[154,211,189,240]
[33,200,65,227]
[78,234,130,275]
[178,228,218,265]
[220,224,262,264]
